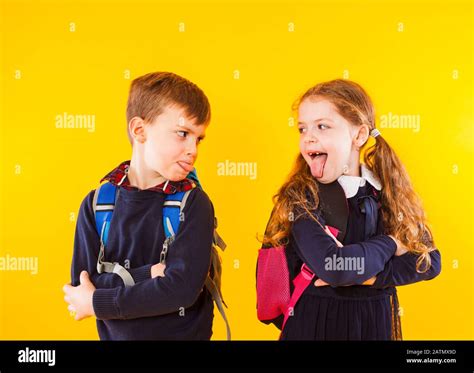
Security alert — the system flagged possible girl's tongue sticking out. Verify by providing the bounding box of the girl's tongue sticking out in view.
[309,152,328,178]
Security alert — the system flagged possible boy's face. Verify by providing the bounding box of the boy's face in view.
[298,98,360,183]
[139,105,208,182]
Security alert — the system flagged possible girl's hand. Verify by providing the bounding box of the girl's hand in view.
[63,271,96,321]
[314,278,329,287]
[325,226,343,247]
[151,263,166,278]
[362,276,376,285]
[314,276,376,287]
[389,235,408,256]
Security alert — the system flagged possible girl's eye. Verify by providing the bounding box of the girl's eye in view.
[318,123,329,130]
[177,130,188,138]
[298,127,307,134]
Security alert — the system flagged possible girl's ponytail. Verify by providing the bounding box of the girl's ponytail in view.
[364,133,436,273]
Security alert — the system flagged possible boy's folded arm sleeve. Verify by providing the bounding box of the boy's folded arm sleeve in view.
[292,216,397,286]
[71,191,152,289]
[93,189,214,320]
[373,248,441,288]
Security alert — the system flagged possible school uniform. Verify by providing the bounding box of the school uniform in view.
[71,161,215,340]
[276,165,441,340]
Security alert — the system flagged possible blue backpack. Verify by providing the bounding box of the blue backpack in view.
[92,169,231,340]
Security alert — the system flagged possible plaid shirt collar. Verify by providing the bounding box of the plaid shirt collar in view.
[101,160,196,194]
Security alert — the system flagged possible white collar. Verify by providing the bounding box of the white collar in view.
[337,164,382,198]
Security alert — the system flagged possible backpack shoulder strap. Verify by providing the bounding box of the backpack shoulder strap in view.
[317,180,349,243]
[160,189,193,265]
[213,217,227,251]
[205,276,232,340]
[162,184,232,340]
[92,182,135,287]
[163,190,192,238]
[280,263,315,337]
[93,182,119,247]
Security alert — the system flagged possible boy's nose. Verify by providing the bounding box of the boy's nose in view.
[186,144,197,161]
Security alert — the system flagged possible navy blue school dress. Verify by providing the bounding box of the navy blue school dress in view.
[277,169,441,340]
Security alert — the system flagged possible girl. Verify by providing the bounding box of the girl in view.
[258,79,441,340]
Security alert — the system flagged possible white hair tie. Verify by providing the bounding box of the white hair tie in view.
[370,128,381,138]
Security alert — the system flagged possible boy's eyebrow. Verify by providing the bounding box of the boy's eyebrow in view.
[298,117,335,125]
[177,124,206,139]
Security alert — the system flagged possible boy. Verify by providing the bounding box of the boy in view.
[63,72,216,340]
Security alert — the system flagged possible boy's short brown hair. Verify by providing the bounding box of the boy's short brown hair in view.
[126,72,211,143]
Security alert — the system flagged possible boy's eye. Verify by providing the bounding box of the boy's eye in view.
[177,130,188,138]
[298,127,307,134]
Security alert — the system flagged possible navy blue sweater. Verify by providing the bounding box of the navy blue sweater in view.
[290,184,441,288]
[292,214,441,288]
[71,186,215,340]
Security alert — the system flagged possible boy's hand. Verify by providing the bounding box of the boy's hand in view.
[63,271,96,321]
[151,263,166,278]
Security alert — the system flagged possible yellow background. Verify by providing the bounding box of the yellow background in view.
[0,0,472,340]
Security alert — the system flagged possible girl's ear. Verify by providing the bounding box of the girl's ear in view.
[353,124,370,149]
[129,117,147,144]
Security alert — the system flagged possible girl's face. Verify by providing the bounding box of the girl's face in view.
[298,98,365,183]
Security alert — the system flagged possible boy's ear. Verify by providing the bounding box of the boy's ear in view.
[353,124,370,148]
[129,117,147,144]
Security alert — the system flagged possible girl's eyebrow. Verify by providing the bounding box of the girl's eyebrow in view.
[177,124,206,139]
[298,117,335,125]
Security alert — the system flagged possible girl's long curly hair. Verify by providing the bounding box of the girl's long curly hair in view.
[263,79,436,272]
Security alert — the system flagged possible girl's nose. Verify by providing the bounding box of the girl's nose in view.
[305,133,318,143]
[304,125,319,143]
